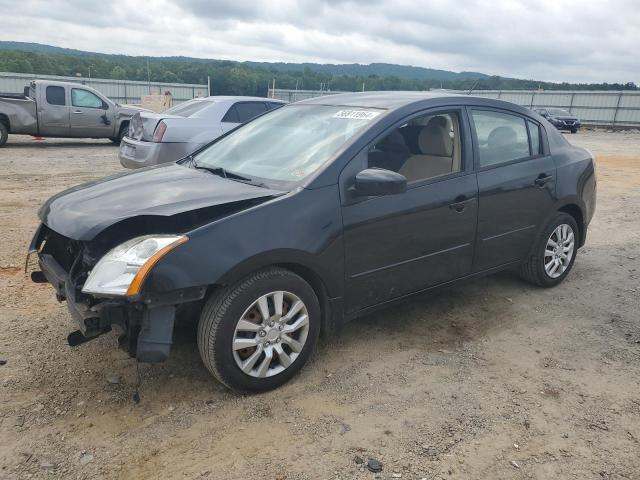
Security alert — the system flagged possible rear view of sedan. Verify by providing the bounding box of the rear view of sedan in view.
[119,96,285,168]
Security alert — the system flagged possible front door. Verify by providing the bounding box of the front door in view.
[341,109,478,313]
[69,88,114,137]
[469,108,557,271]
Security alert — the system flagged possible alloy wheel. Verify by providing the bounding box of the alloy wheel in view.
[232,291,310,378]
[544,224,575,278]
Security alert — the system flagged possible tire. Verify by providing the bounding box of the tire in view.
[110,123,128,144]
[570,129,577,134]
[197,267,321,393]
[519,212,579,287]
[0,122,8,147]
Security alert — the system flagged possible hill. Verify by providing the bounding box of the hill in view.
[0,41,636,95]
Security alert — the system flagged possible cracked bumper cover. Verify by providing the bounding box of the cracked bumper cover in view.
[34,251,205,363]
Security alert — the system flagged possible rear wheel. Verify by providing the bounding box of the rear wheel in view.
[0,122,8,147]
[519,213,578,287]
[197,267,320,393]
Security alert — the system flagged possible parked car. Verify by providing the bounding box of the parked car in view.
[534,107,581,133]
[29,92,596,393]
[0,80,142,146]
[119,96,285,168]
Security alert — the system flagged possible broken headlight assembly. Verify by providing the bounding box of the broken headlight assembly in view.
[82,235,188,297]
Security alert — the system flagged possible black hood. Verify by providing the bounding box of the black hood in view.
[39,164,283,241]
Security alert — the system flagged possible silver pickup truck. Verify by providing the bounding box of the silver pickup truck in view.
[0,79,143,146]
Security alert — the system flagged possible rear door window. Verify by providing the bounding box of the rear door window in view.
[471,110,531,167]
[234,102,268,122]
[221,105,239,123]
[528,120,541,155]
[46,86,66,106]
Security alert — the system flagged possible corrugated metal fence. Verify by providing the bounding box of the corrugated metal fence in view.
[0,72,208,105]
[269,89,345,103]
[270,88,640,128]
[455,90,640,127]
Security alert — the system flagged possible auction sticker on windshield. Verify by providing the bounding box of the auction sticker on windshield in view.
[333,110,381,120]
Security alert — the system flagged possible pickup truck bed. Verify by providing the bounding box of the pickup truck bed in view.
[0,96,37,135]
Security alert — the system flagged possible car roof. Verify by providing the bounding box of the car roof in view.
[295,90,544,119]
[196,96,285,103]
[295,90,462,109]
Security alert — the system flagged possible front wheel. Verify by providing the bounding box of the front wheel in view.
[519,213,579,287]
[110,123,128,144]
[197,267,321,393]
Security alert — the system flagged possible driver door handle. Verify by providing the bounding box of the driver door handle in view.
[449,197,475,212]
[535,174,553,187]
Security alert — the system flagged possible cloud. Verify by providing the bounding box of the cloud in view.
[0,0,638,83]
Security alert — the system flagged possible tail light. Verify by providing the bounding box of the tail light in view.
[152,121,167,143]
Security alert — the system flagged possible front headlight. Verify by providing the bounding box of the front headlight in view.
[82,235,188,297]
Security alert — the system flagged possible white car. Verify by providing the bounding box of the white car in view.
[119,96,285,168]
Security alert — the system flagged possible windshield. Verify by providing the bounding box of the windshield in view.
[164,99,211,117]
[193,105,383,184]
[547,108,572,116]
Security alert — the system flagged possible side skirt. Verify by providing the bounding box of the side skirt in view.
[343,260,523,322]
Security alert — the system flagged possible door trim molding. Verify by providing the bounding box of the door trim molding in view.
[350,242,471,279]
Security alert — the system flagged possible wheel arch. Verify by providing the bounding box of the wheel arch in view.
[557,203,585,247]
[0,113,9,131]
[212,256,337,337]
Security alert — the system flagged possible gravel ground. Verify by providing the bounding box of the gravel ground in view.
[0,130,639,480]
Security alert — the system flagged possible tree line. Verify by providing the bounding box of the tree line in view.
[0,49,637,95]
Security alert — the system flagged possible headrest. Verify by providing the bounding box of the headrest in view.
[488,126,517,148]
[378,129,408,153]
[418,116,453,156]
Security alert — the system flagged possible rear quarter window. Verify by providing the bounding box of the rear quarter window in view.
[46,86,66,106]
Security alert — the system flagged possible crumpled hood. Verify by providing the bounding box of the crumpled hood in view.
[39,164,283,241]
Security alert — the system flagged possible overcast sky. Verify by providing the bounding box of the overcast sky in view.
[1,0,638,83]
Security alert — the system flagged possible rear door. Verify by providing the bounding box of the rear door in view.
[38,84,70,136]
[69,88,114,137]
[341,108,478,313]
[470,108,557,271]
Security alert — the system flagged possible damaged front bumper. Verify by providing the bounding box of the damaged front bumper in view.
[28,225,205,362]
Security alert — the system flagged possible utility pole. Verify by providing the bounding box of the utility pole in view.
[362,82,365,92]
[207,76,211,97]
[147,58,151,94]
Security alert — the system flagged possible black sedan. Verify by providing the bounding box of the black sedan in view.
[535,107,581,133]
[29,92,597,393]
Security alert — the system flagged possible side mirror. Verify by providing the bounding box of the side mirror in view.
[354,168,407,197]
[102,101,109,110]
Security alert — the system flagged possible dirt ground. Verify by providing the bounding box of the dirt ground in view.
[0,130,639,480]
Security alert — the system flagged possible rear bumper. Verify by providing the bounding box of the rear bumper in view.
[119,137,190,169]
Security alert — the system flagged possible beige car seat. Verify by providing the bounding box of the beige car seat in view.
[399,115,459,181]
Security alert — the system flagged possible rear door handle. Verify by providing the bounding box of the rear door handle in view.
[72,110,83,114]
[535,174,553,187]
[449,197,475,212]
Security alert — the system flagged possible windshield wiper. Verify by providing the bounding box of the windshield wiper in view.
[192,161,268,187]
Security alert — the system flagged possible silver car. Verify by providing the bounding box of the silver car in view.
[119,96,285,168]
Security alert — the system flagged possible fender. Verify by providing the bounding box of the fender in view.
[144,185,345,299]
